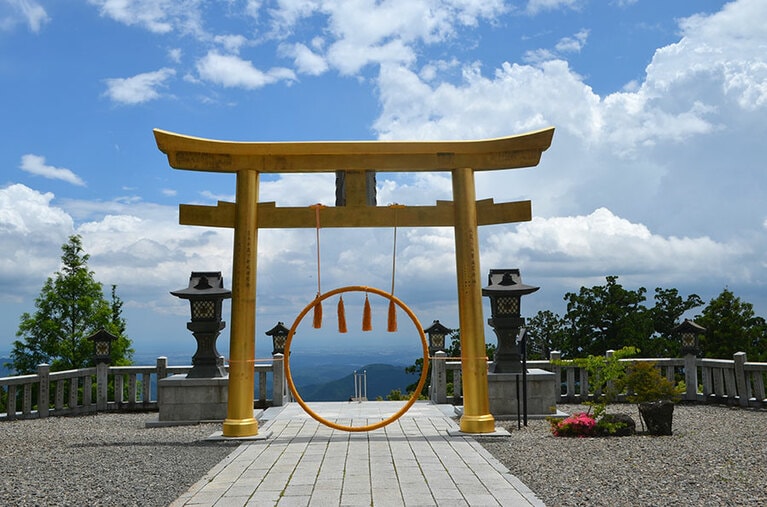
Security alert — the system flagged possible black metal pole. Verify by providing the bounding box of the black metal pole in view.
[518,328,528,426]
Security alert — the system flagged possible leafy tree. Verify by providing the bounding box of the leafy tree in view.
[10,235,133,373]
[647,288,703,357]
[563,276,653,357]
[525,310,567,359]
[696,289,767,361]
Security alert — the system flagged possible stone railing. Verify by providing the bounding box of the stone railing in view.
[430,350,767,408]
[0,354,287,421]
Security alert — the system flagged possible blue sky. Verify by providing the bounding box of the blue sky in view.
[1,0,765,363]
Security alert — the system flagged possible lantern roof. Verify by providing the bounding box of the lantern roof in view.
[424,320,452,335]
[482,269,539,297]
[171,271,232,300]
[87,328,117,343]
[673,319,706,334]
[265,322,290,336]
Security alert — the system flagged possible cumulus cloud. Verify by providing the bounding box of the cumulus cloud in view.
[19,155,86,186]
[0,184,74,299]
[103,68,176,104]
[196,51,296,89]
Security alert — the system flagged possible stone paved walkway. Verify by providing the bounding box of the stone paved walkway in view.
[170,401,544,506]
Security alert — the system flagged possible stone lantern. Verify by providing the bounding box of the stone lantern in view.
[424,320,452,356]
[266,322,290,355]
[88,328,117,365]
[171,271,231,378]
[482,269,539,373]
[674,319,706,356]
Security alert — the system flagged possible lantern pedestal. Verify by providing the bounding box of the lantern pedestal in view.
[151,375,229,425]
[487,369,558,418]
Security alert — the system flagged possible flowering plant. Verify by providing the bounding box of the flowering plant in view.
[548,412,597,437]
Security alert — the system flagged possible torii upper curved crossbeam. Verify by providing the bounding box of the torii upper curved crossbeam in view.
[153,127,555,174]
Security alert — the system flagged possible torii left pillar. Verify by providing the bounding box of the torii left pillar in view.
[224,169,260,437]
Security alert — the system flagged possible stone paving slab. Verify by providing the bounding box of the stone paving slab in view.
[170,401,544,506]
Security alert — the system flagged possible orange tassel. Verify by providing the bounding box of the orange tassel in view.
[312,294,323,329]
[337,296,348,333]
[387,299,397,332]
[362,294,372,331]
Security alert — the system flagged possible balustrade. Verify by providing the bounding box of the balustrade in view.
[430,351,767,408]
[0,355,285,421]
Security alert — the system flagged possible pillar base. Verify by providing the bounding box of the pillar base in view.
[459,413,496,433]
[222,417,259,437]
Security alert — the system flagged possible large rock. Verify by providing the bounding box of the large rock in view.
[599,413,636,436]
[639,400,675,435]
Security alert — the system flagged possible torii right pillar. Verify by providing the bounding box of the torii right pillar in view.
[452,167,495,433]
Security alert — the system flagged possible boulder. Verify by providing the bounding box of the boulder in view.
[599,413,636,436]
[639,400,675,435]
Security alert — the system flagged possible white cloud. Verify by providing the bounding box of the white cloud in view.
[19,155,86,186]
[525,0,581,16]
[213,34,249,53]
[484,208,737,280]
[2,0,49,32]
[103,68,176,105]
[196,51,296,89]
[0,184,74,299]
[284,43,329,75]
[555,29,589,53]
[87,0,205,35]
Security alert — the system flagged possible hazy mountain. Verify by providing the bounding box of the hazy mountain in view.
[299,363,416,401]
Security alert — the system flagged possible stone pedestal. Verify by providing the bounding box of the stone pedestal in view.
[155,375,228,424]
[487,368,557,418]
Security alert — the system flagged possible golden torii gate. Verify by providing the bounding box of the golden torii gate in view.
[154,126,554,437]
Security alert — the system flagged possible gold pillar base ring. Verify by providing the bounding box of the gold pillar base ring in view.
[222,417,259,438]
[459,413,496,434]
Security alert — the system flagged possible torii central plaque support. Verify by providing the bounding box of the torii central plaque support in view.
[155,127,554,437]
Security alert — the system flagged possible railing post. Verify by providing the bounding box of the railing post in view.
[684,351,698,402]
[734,352,748,407]
[272,353,285,406]
[37,363,50,419]
[431,351,447,404]
[550,351,561,401]
[96,362,109,411]
[157,357,168,380]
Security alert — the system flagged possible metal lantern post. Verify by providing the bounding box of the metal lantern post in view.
[674,319,706,401]
[88,328,117,365]
[675,319,706,356]
[171,271,232,378]
[266,322,290,355]
[482,269,539,374]
[424,320,452,357]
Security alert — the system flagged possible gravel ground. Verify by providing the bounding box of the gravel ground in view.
[0,413,239,507]
[477,403,767,507]
[2,405,765,506]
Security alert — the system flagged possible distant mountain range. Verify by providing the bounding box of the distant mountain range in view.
[297,363,415,401]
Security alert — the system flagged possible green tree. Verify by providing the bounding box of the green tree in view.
[647,287,703,357]
[696,289,767,361]
[563,276,653,356]
[525,310,567,359]
[10,235,133,373]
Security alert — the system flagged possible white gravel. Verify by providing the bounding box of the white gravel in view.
[477,403,767,506]
[0,413,239,507]
[2,404,765,506]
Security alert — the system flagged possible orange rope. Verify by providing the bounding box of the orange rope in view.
[311,204,324,328]
[387,204,404,332]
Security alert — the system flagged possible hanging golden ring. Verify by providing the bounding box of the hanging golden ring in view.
[284,285,429,432]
